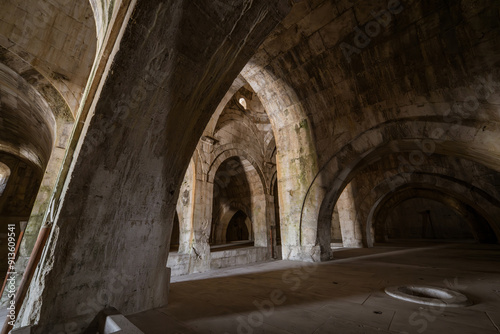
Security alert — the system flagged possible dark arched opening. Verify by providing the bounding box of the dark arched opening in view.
[273,181,281,246]
[331,206,342,245]
[210,156,254,245]
[373,187,497,244]
[383,198,475,241]
[226,210,250,242]
[170,212,180,252]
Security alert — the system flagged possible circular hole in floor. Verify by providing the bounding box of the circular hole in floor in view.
[385,285,470,307]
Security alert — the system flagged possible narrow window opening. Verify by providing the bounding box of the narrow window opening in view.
[238,97,247,109]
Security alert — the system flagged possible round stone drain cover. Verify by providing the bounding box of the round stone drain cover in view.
[384,285,470,307]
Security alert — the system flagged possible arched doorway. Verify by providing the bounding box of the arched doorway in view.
[331,206,342,245]
[226,210,250,242]
[371,186,497,245]
[170,212,180,252]
[273,181,281,246]
[210,156,264,246]
[383,198,475,241]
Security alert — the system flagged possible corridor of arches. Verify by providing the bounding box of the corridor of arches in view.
[0,0,499,332]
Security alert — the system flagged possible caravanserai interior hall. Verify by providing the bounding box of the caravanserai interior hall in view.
[0,0,499,333]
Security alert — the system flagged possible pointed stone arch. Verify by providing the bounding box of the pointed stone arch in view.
[367,182,499,245]
[209,152,268,247]
[316,118,500,260]
[241,60,322,261]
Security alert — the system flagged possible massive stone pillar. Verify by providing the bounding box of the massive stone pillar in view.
[241,65,323,262]
[336,183,363,248]
[249,175,268,248]
[189,174,214,273]
[18,1,292,331]
[265,192,277,257]
[176,159,195,255]
[170,150,213,275]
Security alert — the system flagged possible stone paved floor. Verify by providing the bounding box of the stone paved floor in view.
[128,243,500,333]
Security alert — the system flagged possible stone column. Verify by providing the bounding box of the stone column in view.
[176,159,195,255]
[188,175,214,274]
[337,183,363,248]
[241,68,323,262]
[251,192,268,248]
[265,193,277,258]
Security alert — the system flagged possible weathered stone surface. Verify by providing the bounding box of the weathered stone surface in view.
[15,0,291,330]
[0,0,499,331]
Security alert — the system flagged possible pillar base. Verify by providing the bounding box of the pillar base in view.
[281,245,321,262]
